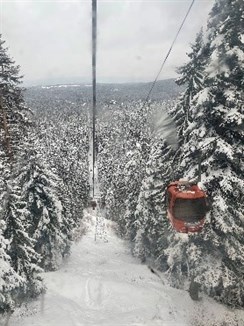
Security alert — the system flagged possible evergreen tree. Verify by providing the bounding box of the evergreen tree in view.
[0,35,43,311]
[98,102,151,236]
[17,146,69,271]
[3,180,43,304]
[0,220,21,313]
[133,140,173,267]
[36,114,89,227]
[123,144,146,241]
[0,35,30,161]
[164,0,244,307]
[171,29,206,143]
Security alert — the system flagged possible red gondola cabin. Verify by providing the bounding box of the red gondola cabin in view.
[166,181,208,233]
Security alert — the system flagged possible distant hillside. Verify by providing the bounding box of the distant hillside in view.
[24,79,183,115]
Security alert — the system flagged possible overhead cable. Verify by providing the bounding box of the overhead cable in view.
[92,0,97,198]
[143,0,196,106]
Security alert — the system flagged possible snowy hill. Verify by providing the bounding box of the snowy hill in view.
[5,212,244,326]
[24,79,183,116]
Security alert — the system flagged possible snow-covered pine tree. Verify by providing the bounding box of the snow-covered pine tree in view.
[0,35,30,162]
[0,35,44,310]
[36,113,89,229]
[17,144,69,271]
[97,106,130,220]
[133,139,174,267]
[3,180,43,304]
[171,29,206,143]
[105,156,128,231]
[98,101,151,237]
[165,0,244,307]
[0,34,26,242]
[0,220,21,313]
[123,144,146,241]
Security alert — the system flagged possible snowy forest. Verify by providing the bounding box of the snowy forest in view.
[0,0,243,320]
[99,0,244,308]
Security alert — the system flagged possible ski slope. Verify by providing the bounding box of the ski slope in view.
[7,211,244,326]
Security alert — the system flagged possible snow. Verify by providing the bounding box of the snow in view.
[196,88,210,105]
[41,85,81,89]
[226,46,244,62]
[212,34,225,47]
[5,212,244,326]
[152,108,178,149]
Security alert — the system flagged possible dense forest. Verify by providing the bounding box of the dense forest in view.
[0,36,90,313]
[97,0,244,307]
[0,0,243,317]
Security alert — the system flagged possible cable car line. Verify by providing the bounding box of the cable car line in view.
[142,0,195,108]
[92,0,97,199]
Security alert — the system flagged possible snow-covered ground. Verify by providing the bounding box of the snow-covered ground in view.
[6,211,244,326]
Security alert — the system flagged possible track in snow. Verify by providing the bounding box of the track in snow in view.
[6,211,244,326]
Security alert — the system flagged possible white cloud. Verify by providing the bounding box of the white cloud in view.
[1,0,214,85]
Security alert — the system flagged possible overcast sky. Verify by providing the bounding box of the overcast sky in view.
[0,0,214,86]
